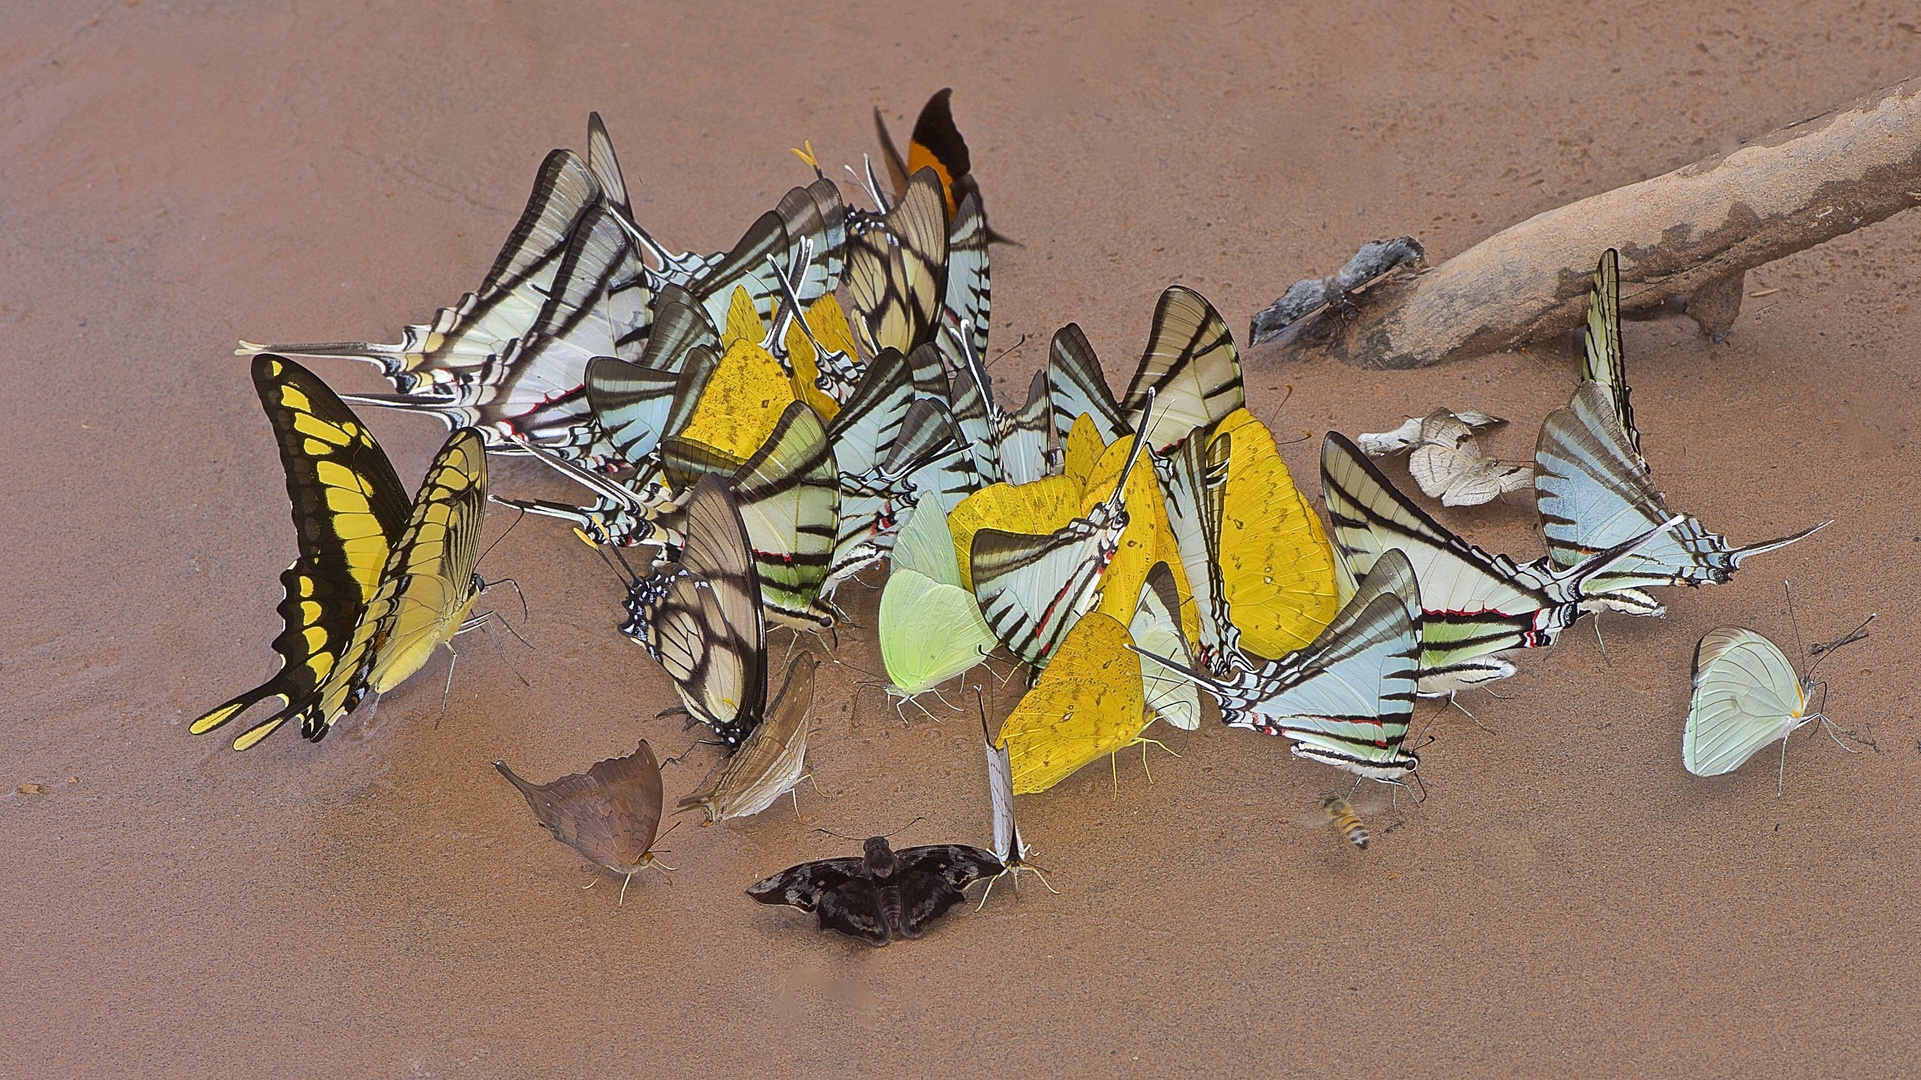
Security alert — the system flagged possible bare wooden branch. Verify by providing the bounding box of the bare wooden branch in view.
[1258,76,1921,369]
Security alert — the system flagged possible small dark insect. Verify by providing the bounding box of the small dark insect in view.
[747,835,1002,946]
[1249,237,1425,345]
[496,740,670,904]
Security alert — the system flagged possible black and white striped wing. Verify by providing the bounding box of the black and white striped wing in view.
[943,192,992,363]
[1536,382,1826,591]
[1322,431,1557,671]
[1250,552,1422,778]
[1120,286,1245,452]
[1581,249,1642,466]
[730,402,841,628]
[244,149,601,391]
[688,178,847,335]
[1047,323,1128,447]
[971,521,1115,667]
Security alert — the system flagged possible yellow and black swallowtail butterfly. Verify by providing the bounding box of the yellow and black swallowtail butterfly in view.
[190,355,488,750]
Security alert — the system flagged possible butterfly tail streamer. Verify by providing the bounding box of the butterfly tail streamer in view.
[1726,518,1831,569]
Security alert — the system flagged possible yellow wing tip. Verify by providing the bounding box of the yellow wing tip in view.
[188,702,244,735]
[229,717,287,752]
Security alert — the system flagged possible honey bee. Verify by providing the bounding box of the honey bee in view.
[1321,794,1369,850]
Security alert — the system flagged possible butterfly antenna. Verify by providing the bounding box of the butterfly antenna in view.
[1804,612,1875,681]
[475,504,529,571]
[983,332,1029,371]
[1783,580,1808,678]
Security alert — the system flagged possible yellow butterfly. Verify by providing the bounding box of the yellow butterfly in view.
[191,355,488,750]
[996,611,1145,794]
[1210,408,1343,658]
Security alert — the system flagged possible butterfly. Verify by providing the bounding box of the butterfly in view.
[1135,550,1423,782]
[244,119,653,466]
[495,740,668,904]
[242,116,635,393]
[846,167,950,359]
[979,705,1052,901]
[1684,614,1873,793]
[969,412,1151,667]
[1044,287,1247,455]
[874,88,989,223]
[1356,409,1504,456]
[949,334,1054,485]
[746,834,1003,946]
[1534,250,1828,614]
[877,500,1000,708]
[1322,431,1682,695]
[1399,409,1532,507]
[190,355,488,751]
[620,474,767,751]
[678,652,818,825]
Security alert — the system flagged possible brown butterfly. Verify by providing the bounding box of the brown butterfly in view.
[495,740,670,904]
[677,652,818,825]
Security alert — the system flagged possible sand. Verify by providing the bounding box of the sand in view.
[5,2,1920,1076]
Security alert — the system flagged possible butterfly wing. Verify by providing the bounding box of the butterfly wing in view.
[646,476,767,749]
[747,856,867,912]
[847,167,950,357]
[678,653,817,823]
[1683,627,1806,776]
[366,427,489,693]
[1131,562,1202,731]
[730,402,841,628]
[1212,410,1342,658]
[190,356,412,749]
[495,740,662,874]
[1258,552,1423,778]
[878,567,998,695]
[1120,286,1245,452]
[1321,431,1555,680]
[585,356,680,467]
[896,844,1005,892]
[971,522,1112,667]
[1582,249,1641,465]
[997,611,1147,793]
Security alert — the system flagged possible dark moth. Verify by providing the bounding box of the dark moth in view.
[746,836,1002,946]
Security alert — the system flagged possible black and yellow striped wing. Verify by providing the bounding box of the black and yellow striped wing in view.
[365,428,489,694]
[191,355,411,750]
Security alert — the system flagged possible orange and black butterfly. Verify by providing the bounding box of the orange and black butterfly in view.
[874,88,1010,244]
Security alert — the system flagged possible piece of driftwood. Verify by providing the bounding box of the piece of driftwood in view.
[1258,76,1921,368]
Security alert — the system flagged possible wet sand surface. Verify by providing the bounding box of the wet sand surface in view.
[5,2,1921,1076]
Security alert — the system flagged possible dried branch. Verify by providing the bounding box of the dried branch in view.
[1256,76,1921,369]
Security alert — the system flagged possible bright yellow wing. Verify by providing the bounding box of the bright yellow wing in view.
[783,294,853,422]
[366,428,489,693]
[997,612,1147,794]
[1210,408,1341,657]
[1061,413,1105,489]
[672,336,797,465]
[1079,436,1194,633]
[946,475,1083,592]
